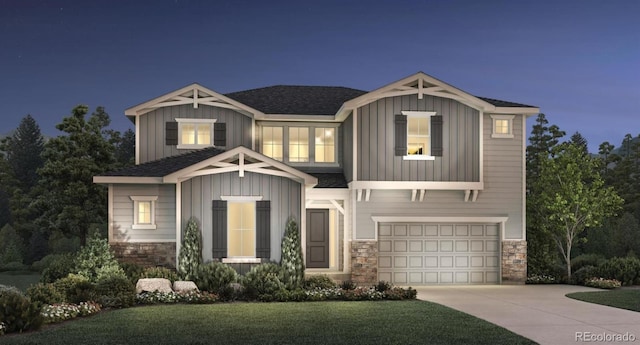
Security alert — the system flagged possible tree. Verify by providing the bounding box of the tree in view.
[107,128,135,167]
[525,113,565,275]
[35,105,116,245]
[538,143,623,280]
[0,157,14,228]
[178,218,202,280]
[1,115,45,192]
[280,217,304,290]
[598,141,615,178]
[569,131,588,155]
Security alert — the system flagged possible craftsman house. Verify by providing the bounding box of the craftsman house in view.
[94,71,539,285]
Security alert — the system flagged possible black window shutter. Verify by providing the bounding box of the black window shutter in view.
[394,114,407,156]
[214,123,226,147]
[255,200,271,259]
[212,200,227,259]
[166,122,178,146]
[431,115,443,157]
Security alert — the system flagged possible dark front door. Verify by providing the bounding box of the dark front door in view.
[306,209,329,268]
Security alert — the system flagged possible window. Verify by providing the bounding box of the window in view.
[289,127,309,162]
[491,115,515,138]
[176,118,217,148]
[228,202,255,257]
[130,196,158,230]
[262,126,283,161]
[315,128,335,163]
[401,111,437,160]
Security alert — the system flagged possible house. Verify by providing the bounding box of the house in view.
[93,72,539,285]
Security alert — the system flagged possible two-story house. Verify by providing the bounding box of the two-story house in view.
[94,71,539,285]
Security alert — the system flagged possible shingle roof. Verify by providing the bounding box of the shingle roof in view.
[476,96,537,108]
[309,173,348,188]
[99,147,226,177]
[225,85,367,115]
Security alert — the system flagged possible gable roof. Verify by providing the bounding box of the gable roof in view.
[225,85,367,115]
[476,96,536,108]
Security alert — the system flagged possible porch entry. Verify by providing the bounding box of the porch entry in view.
[306,209,329,268]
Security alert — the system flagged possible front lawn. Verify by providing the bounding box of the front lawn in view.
[1,301,536,345]
[566,289,640,312]
[0,271,40,292]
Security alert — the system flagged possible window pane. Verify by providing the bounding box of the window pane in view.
[197,124,211,144]
[262,127,283,161]
[315,128,335,163]
[289,127,309,162]
[495,119,509,134]
[138,201,151,224]
[228,202,255,257]
[182,124,195,145]
[407,116,430,155]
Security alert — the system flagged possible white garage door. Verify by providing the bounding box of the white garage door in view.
[378,223,500,285]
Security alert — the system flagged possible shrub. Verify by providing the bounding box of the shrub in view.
[280,217,305,290]
[0,261,29,272]
[120,261,145,284]
[596,257,640,286]
[32,254,62,273]
[571,254,606,273]
[585,277,621,289]
[41,253,75,283]
[41,302,101,324]
[75,235,125,282]
[141,266,179,282]
[26,283,65,307]
[571,265,599,285]
[194,262,238,296]
[178,218,202,281]
[374,280,392,292]
[0,224,25,266]
[53,274,96,304]
[242,263,286,300]
[136,290,218,304]
[0,284,43,334]
[526,274,558,284]
[340,280,356,290]
[95,275,136,308]
[304,275,337,290]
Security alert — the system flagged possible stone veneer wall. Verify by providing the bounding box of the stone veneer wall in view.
[502,240,527,283]
[111,242,176,268]
[350,241,378,285]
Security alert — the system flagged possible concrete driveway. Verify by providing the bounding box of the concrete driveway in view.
[416,285,640,345]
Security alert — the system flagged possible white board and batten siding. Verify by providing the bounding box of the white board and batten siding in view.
[181,171,301,263]
[138,104,253,164]
[111,184,176,242]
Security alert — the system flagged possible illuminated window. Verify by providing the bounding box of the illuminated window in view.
[130,196,158,230]
[407,117,430,156]
[228,202,255,257]
[491,115,515,138]
[176,119,216,148]
[262,127,283,161]
[289,127,309,162]
[315,128,335,163]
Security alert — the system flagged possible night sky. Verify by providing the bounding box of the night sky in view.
[1,0,638,152]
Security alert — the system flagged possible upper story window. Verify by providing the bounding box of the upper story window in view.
[262,126,284,161]
[261,124,338,165]
[399,111,438,160]
[175,118,217,149]
[490,115,515,138]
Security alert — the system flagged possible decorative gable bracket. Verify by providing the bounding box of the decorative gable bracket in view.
[464,190,480,202]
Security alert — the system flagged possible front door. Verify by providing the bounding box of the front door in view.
[306,209,329,268]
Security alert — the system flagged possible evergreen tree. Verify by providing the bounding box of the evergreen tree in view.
[569,131,588,155]
[0,157,14,228]
[1,115,44,191]
[610,212,640,258]
[178,218,202,280]
[598,141,615,179]
[35,105,116,245]
[280,217,304,290]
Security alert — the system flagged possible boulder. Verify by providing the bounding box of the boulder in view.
[173,281,199,293]
[136,278,173,294]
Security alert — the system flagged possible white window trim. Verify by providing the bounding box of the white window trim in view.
[490,114,515,138]
[258,122,340,166]
[130,196,158,230]
[227,199,257,259]
[175,118,217,149]
[402,111,437,161]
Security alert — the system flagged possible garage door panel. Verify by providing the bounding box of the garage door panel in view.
[379,223,500,285]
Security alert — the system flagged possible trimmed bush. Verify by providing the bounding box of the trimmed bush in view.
[41,253,75,283]
[120,261,145,285]
[242,263,286,300]
[95,275,136,308]
[53,274,96,304]
[572,265,599,285]
[75,235,125,282]
[280,217,305,290]
[596,257,640,286]
[304,275,337,290]
[571,254,606,273]
[178,218,202,281]
[194,262,238,296]
[141,266,179,283]
[0,284,43,334]
[26,283,65,307]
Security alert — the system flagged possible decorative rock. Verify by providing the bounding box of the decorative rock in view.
[173,281,199,293]
[136,278,173,294]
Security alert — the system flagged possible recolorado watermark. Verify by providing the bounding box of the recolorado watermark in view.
[576,331,637,342]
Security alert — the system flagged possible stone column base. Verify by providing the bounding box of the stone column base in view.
[110,242,176,268]
[502,240,527,283]
[350,241,378,285]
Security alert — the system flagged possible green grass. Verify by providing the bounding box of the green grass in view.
[0,271,41,292]
[0,301,536,345]
[567,289,640,312]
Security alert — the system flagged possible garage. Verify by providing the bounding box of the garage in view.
[378,223,500,285]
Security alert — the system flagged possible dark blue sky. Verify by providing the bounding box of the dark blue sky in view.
[1,0,638,152]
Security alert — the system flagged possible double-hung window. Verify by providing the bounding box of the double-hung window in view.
[315,128,335,163]
[227,202,256,257]
[262,126,284,161]
[130,196,157,230]
[176,118,217,149]
[289,127,309,162]
[401,111,437,160]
